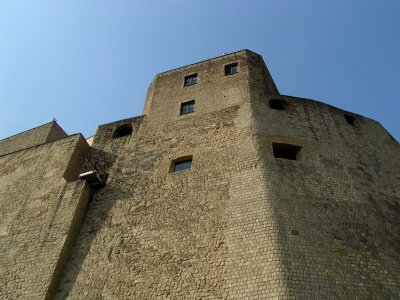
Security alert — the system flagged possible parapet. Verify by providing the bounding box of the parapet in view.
[0,121,68,156]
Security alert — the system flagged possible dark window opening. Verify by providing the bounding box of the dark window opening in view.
[172,156,193,172]
[344,114,355,125]
[225,63,238,75]
[269,99,286,110]
[180,100,195,115]
[272,143,302,161]
[184,74,197,86]
[112,124,132,138]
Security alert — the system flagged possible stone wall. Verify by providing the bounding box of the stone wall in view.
[55,96,399,299]
[54,108,238,299]
[229,97,400,299]
[142,50,279,120]
[0,134,91,299]
[1,50,399,299]
[0,121,67,156]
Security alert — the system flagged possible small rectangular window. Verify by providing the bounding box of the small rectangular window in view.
[225,63,238,75]
[173,159,192,172]
[272,143,302,161]
[184,74,197,86]
[180,100,195,115]
[269,99,286,110]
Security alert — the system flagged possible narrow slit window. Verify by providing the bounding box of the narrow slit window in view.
[172,156,193,172]
[225,63,238,75]
[270,99,285,110]
[344,114,355,125]
[112,124,132,138]
[180,100,195,115]
[272,143,302,161]
[184,74,197,86]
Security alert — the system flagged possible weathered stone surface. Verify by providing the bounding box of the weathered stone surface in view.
[1,50,399,299]
[0,121,67,156]
[0,134,91,299]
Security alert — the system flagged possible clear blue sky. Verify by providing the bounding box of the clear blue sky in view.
[1,1,399,141]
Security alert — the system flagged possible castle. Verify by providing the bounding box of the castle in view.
[1,50,399,299]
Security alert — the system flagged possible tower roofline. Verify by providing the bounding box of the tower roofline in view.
[154,49,260,77]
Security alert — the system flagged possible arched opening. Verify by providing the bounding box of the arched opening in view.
[112,124,133,138]
[170,155,193,172]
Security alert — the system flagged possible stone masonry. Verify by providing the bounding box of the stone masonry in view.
[0,50,399,299]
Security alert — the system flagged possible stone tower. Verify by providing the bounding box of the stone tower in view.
[1,50,399,299]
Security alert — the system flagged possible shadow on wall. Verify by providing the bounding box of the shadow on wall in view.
[252,99,400,299]
[52,148,120,299]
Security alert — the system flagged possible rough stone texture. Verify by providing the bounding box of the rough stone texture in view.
[1,50,399,299]
[0,133,91,299]
[0,121,67,156]
[143,50,278,119]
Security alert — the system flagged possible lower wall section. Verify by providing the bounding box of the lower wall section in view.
[52,103,399,299]
[0,135,91,300]
[226,167,287,298]
[54,111,241,299]
[45,181,92,300]
[3,101,399,299]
